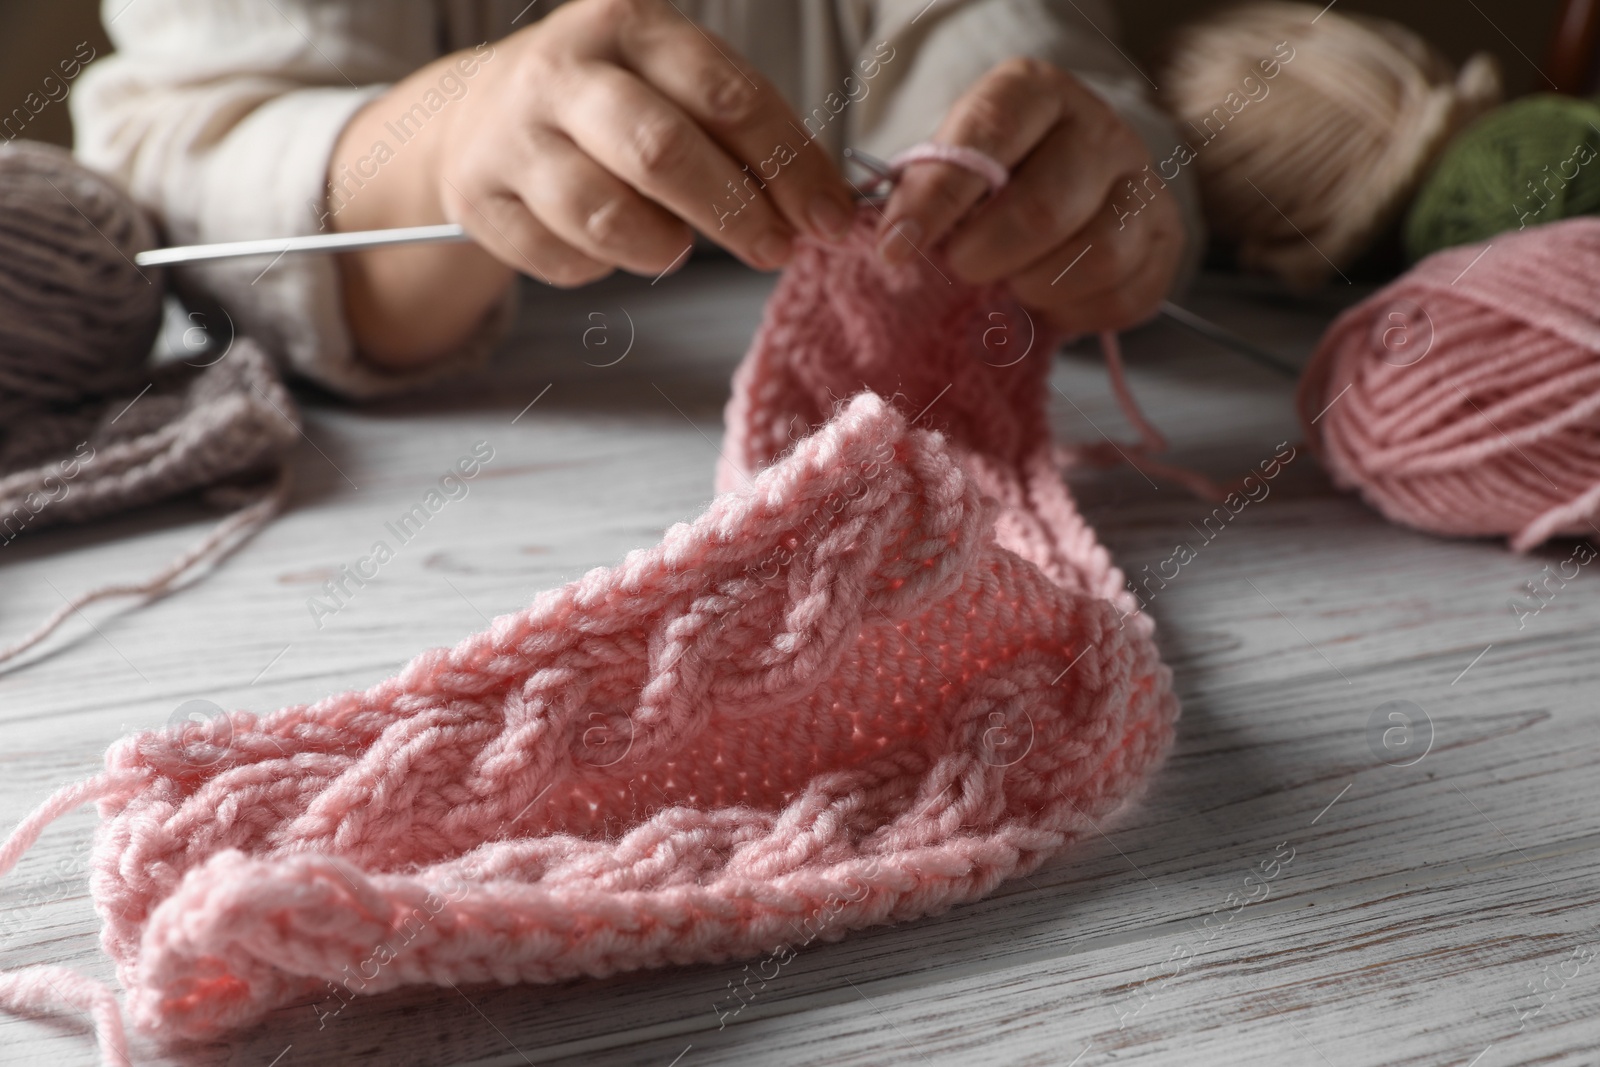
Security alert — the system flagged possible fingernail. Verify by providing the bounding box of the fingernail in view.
[808,193,853,240]
[753,230,793,269]
[876,218,922,264]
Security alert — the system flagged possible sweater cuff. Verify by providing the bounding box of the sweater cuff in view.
[170,86,511,399]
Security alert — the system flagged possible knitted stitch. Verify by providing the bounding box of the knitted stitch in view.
[0,339,296,537]
[721,206,1145,623]
[0,206,1178,1061]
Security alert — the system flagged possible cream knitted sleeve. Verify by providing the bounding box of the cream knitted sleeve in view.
[71,0,515,400]
[846,0,1205,296]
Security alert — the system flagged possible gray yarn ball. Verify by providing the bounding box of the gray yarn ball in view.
[0,141,164,411]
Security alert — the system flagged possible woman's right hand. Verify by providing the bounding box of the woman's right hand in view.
[439,0,856,282]
[331,0,855,367]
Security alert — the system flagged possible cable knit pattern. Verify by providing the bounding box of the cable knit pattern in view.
[720,207,1146,624]
[0,206,1177,1059]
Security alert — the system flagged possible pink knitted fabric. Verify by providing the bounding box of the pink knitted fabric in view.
[1298,217,1600,551]
[0,206,1177,1061]
[721,207,1146,623]
[887,143,1011,192]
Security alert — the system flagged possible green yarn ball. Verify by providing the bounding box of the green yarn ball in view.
[1404,94,1600,261]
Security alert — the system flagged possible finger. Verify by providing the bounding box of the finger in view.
[876,57,1063,261]
[1009,204,1180,333]
[614,13,855,240]
[946,117,1147,284]
[555,62,795,269]
[1037,190,1183,311]
[517,127,695,276]
[441,178,614,288]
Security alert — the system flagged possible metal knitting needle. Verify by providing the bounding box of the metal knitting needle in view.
[136,152,897,268]
[842,146,893,177]
[126,149,913,269]
[1158,301,1299,379]
[135,174,892,267]
[842,147,896,200]
[135,222,471,268]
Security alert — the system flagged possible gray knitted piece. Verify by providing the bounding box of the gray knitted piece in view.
[0,339,299,543]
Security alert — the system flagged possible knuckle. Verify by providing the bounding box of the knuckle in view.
[629,114,694,174]
[512,45,556,89]
[1103,234,1139,276]
[960,93,1019,152]
[583,197,633,247]
[998,55,1052,87]
[705,71,762,124]
[1111,122,1148,165]
[440,172,504,229]
[921,171,973,219]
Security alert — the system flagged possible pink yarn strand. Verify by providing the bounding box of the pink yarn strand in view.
[1056,333,1229,502]
[0,773,127,878]
[887,143,1010,194]
[0,774,139,1067]
[1099,331,1168,454]
[0,967,130,1067]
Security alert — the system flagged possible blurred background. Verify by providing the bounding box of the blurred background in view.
[0,0,1568,149]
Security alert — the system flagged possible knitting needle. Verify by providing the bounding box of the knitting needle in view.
[842,147,895,200]
[1158,301,1300,379]
[135,152,896,267]
[842,146,893,176]
[135,222,471,268]
[122,149,933,270]
[134,177,890,267]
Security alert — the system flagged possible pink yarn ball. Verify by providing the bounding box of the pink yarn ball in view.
[1298,217,1600,551]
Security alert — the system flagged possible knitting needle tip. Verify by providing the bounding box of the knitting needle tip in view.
[1159,301,1300,379]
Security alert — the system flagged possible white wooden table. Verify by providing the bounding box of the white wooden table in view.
[2,259,1596,1067]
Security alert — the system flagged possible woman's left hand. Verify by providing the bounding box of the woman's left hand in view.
[875,57,1185,335]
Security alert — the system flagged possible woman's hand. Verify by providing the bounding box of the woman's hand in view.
[437,0,855,281]
[875,58,1185,336]
[333,0,855,368]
